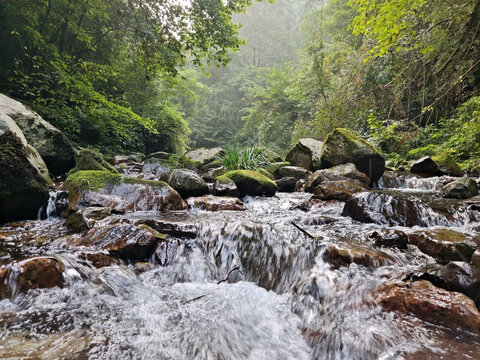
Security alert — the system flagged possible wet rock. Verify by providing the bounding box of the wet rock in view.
[0,112,51,222]
[313,179,366,201]
[184,147,224,165]
[211,177,240,197]
[285,138,323,170]
[375,280,480,334]
[437,261,480,307]
[72,224,159,261]
[137,224,167,240]
[290,197,323,212]
[442,177,478,199]
[187,195,246,211]
[368,230,408,249]
[154,239,179,266]
[168,168,209,198]
[65,171,187,213]
[217,170,277,197]
[65,210,89,233]
[410,156,440,177]
[275,177,298,192]
[0,257,64,299]
[141,159,172,182]
[202,166,227,182]
[68,149,118,175]
[274,166,311,180]
[83,206,111,221]
[134,218,198,239]
[112,155,130,166]
[78,251,126,268]
[320,128,385,183]
[432,153,463,177]
[0,93,75,175]
[323,244,395,269]
[407,229,480,262]
[473,249,480,269]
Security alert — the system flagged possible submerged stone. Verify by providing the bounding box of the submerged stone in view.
[187,195,246,211]
[323,244,395,269]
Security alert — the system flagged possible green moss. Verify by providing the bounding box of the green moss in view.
[123,177,168,188]
[432,153,463,176]
[224,170,277,187]
[68,149,119,176]
[215,174,235,185]
[266,161,290,174]
[323,128,380,155]
[65,170,122,191]
[256,167,275,180]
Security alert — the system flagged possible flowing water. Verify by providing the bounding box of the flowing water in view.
[1,173,480,359]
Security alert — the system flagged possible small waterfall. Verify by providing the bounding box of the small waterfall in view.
[37,190,69,220]
[379,171,454,191]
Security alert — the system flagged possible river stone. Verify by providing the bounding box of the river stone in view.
[73,224,159,261]
[274,166,311,180]
[326,163,371,185]
[320,128,385,182]
[275,177,297,192]
[410,156,440,177]
[375,280,480,334]
[432,153,463,177]
[202,166,227,182]
[368,229,408,249]
[134,218,198,239]
[65,170,187,213]
[313,180,366,201]
[83,206,111,221]
[305,170,345,193]
[77,251,126,268]
[217,170,277,197]
[187,195,246,211]
[211,177,240,197]
[323,244,395,269]
[0,112,51,222]
[0,257,64,299]
[407,229,480,263]
[437,261,480,307]
[0,93,75,176]
[184,147,224,165]
[285,138,323,170]
[442,177,478,199]
[168,168,209,198]
[142,159,172,182]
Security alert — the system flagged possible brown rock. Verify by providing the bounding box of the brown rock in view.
[323,244,395,269]
[187,195,246,211]
[0,257,64,299]
[71,224,159,261]
[313,180,366,201]
[376,280,480,334]
[78,252,126,268]
[134,218,198,239]
[368,230,408,249]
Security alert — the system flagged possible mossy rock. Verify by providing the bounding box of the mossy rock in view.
[219,170,277,197]
[256,167,275,180]
[68,149,119,176]
[285,138,323,171]
[265,161,290,174]
[65,170,122,191]
[200,159,223,172]
[432,153,463,177]
[442,177,478,199]
[320,128,385,183]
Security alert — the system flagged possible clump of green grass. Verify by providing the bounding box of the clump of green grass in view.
[219,144,269,171]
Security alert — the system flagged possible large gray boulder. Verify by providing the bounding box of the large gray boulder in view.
[0,93,75,175]
[320,128,385,183]
[442,177,478,199]
[185,147,224,165]
[168,169,209,198]
[285,138,323,171]
[0,111,51,222]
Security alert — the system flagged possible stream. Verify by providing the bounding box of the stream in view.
[1,173,480,359]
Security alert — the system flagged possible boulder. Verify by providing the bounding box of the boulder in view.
[437,261,480,307]
[320,128,385,182]
[71,224,159,261]
[285,138,323,170]
[442,177,478,199]
[202,166,227,182]
[375,280,480,334]
[78,251,126,268]
[274,166,311,180]
[68,149,118,175]
[323,244,395,269]
[410,156,440,177]
[266,161,290,174]
[211,177,240,197]
[187,195,246,211]
[0,112,51,222]
[275,177,297,192]
[65,210,89,233]
[168,168,209,198]
[0,257,64,299]
[256,167,275,180]
[65,170,187,213]
[432,153,463,177]
[83,206,111,221]
[304,163,370,193]
[217,170,277,197]
[407,229,480,262]
[313,179,366,201]
[184,147,224,165]
[141,159,172,182]
[0,94,75,175]
[368,230,408,249]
